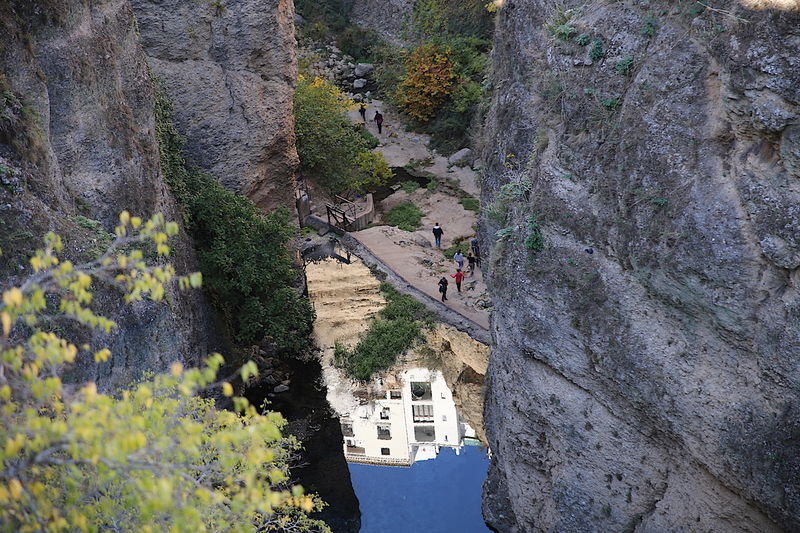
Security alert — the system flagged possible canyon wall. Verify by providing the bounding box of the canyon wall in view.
[480,1,800,531]
[0,0,216,389]
[130,0,299,210]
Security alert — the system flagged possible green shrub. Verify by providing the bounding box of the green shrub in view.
[294,76,390,195]
[334,283,433,379]
[551,24,577,40]
[525,215,544,252]
[495,226,513,240]
[589,38,604,61]
[379,282,434,324]
[186,174,315,351]
[460,197,480,212]
[601,97,621,109]
[401,180,421,194]
[386,202,424,231]
[155,85,315,353]
[615,57,634,75]
[357,126,379,148]
[641,16,657,36]
[575,33,591,46]
[426,178,439,192]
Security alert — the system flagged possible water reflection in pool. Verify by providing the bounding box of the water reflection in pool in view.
[339,367,479,467]
[334,366,491,532]
[305,256,491,532]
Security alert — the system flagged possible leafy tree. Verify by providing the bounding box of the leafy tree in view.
[0,213,329,532]
[294,75,392,195]
[185,174,315,351]
[397,43,456,122]
[154,86,315,352]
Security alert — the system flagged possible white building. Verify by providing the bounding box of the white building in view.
[340,367,473,467]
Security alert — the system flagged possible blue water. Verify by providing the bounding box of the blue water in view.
[349,446,492,533]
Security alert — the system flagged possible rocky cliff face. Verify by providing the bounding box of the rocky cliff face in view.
[130,0,299,211]
[480,1,800,531]
[349,0,413,45]
[0,0,216,390]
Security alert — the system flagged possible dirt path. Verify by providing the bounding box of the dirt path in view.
[345,100,491,330]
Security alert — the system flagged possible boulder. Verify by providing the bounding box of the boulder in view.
[354,63,374,77]
[448,148,474,167]
[353,78,367,89]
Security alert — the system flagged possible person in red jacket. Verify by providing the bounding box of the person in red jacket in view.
[450,269,464,293]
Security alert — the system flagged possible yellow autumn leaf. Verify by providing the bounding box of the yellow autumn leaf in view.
[222,382,234,397]
[3,287,23,308]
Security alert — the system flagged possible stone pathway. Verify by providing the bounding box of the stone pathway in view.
[343,100,491,331]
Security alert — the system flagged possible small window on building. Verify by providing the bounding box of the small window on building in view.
[377,425,391,440]
[380,407,390,420]
[412,404,434,423]
[442,415,447,422]
[341,423,354,437]
[410,382,432,401]
[381,448,390,456]
[390,390,402,399]
[441,392,447,399]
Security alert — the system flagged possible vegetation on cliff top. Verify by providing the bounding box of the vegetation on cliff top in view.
[155,86,315,353]
[0,216,328,532]
[334,283,433,380]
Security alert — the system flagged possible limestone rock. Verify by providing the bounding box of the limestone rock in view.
[130,0,299,211]
[353,78,367,89]
[448,148,474,167]
[480,1,800,532]
[354,63,374,77]
[0,0,216,390]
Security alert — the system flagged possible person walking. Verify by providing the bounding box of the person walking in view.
[374,110,384,134]
[359,103,367,121]
[453,250,465,271]
[470,238,481,267]
[467,252,476,276]
[438,277,449,302]
[432,223,444,248]
[451,269,464,294]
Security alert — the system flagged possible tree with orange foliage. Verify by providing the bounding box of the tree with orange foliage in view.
[397,43,456,122]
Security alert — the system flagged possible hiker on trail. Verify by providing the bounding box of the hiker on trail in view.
[359,103,367,121]
[453,251,465,270]
[467,252,476,276]
[470,238,481,267]
[438,277,449,302]
[432,223,444,248]
[374,110,384,134]
[451,269,464,294]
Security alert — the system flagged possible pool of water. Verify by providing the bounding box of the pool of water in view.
[350,445,491,533]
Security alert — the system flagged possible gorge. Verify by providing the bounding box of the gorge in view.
[1,0,799,532]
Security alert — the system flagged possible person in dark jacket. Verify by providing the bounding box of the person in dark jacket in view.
[470,237,481,267]
[451,269,464,293]
[359,103,367,121]
[438,277,448,302]
[432,223,444,248]
[374,110,384,134]
[467,252,476,276]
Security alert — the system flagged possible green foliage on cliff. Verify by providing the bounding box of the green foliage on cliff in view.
[294,76,392,195]
[154,86,314,352]
[187,178,315,351]
[0,216,328,533]
[334,283,432,380]
[386,201,424,232]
